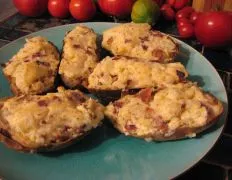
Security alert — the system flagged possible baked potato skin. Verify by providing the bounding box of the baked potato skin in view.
[88,56,188,89]
[0,128,90,153]
[105,83,224,141]
[59,25,99,89]
[88,56,188,104]
[0,88,105,153]
[2,37,60,95]
[107,114,220,141]
[102,23,179,63]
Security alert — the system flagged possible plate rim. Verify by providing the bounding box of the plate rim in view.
[0,22,228,180]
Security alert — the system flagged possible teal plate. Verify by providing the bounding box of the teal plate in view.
[0,22,228,180]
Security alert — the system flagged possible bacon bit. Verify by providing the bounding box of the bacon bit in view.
[1,63,6,68]
[113,101,124,108]
[142,45,148,50]
[77,124,86,134]
[152,49,164,60]
[48,70,53,76]
[41,120,47,124]
[112,56,121,60]
[113,101,123,114]
[146,107,155,114]
[113,108,118,114]
[137,88,153,103]
[32,52,45,58]
[126,80,132,87]
[0,103,3,109]
[87,46,93,50]
[176,70,186,81]
[49,114,54,118]
[68,92,86,103]
[98,82,103,85]
[24,59,30,63]
[36,61,50,67]
[7,75,12,80]
[125,124,137,131]
[53,96,61,102]
[139,36,149,42]
[38,100,48,106]
[73,44,81,49]
[69,37,74,40]
[107,37,113,45]
[144,107,156,119]
[99,72,104,77]
[153,116,168,132]
[111,75,118,82]
[181,103,186,110]
[125,39,132,43]
[86,49,93,55]
[88,67,93,72]
[39,77,46,83]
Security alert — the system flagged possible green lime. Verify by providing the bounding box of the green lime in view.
[131,0,160,25]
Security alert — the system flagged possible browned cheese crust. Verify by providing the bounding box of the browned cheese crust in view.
[0,87,105,152]
[102,23,179,62]
[88,56,188,90]
[105,83,224,141]
[59,25,99,88]
[3,37,60,95]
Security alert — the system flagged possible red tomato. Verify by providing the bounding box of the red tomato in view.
[69,0,96,21]
[48,0,70,18]
[178,23,194,38]
[195,11,232,47]
[173,0,189,10]
[161,4,175,21]
[190,11,201,24]
[98,0,134,17]
[176,6,194,20]
[13,0,48,17]
[177,17,191,27]
[166,0,175,6]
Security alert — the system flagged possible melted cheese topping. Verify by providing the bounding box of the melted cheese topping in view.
[88,56,188,90]
[105,83,223,139]
[3,36,60,95]
[102,23,178,62]
[59,25,99,88]
[0,88,105,149]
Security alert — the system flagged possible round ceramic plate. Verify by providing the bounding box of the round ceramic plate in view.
[0,22,228,180]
